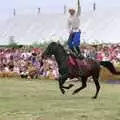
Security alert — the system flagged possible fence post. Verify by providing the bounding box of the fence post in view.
[64,5,67,14]
[13,8,16,16]
[37,8,41,14]
[93,2,96,12]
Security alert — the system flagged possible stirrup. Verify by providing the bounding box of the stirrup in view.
[78,54,84,60]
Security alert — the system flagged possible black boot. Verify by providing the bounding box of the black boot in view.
[70,47,78,57]
[75,46,84,60]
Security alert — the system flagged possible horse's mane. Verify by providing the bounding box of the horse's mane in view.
[57,43,67,54]
[46,42,67,56]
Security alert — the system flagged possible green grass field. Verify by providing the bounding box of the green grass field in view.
[0,78,120,120]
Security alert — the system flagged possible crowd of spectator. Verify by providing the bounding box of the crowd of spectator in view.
[0,43,120,79]
[81,44,120,66]
[0,47,59,79]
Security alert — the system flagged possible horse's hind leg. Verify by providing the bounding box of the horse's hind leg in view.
[63,84,74,89]
[92,72,100,99]
[72,77,87,95]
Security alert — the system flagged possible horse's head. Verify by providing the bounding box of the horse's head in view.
[41,42,58,59]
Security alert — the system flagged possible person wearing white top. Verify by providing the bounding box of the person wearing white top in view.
[67,0,83,59]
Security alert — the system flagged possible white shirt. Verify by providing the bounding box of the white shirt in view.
[67,10,80,32]
[67,14,80,32]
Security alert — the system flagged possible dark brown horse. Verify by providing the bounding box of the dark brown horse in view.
[42,42,120,99]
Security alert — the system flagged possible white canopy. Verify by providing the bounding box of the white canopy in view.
[0,8,120,45]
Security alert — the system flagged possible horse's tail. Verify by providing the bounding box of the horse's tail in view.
[100,61,120,75]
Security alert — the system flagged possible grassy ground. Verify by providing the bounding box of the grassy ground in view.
[0,78,120,120]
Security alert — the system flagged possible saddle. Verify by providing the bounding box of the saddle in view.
[68,54,87,68]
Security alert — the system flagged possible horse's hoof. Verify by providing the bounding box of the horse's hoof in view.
[92,96,97,99]
[61,90,65,95]
[72,92,76,95]
[72,92,75,95]
[69,84,74,88]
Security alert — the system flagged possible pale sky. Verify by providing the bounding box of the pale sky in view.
[0,0,120,20]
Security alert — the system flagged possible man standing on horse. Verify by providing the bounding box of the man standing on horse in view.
[67,0,83,59]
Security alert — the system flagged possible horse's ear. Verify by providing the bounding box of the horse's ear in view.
[57,40,60,44]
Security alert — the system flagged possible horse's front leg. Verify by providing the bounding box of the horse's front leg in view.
[58,74,72,94]
[63,84,74,89]
[58,76,65,94]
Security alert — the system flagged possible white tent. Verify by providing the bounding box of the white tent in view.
[0,8,120,45]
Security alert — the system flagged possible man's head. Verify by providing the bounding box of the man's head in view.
[69,8,75,16]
